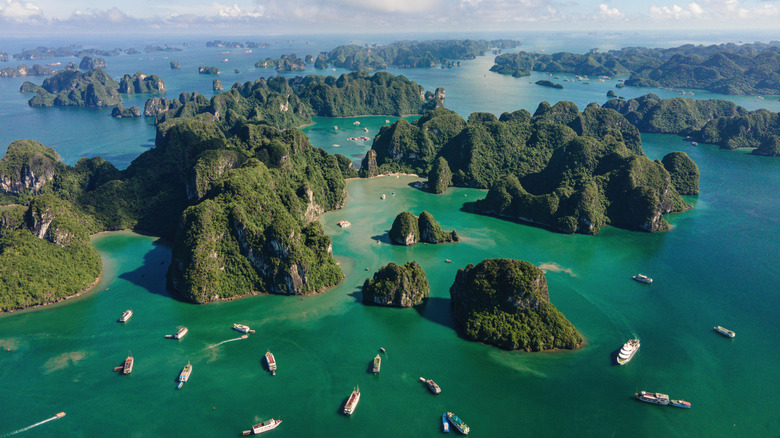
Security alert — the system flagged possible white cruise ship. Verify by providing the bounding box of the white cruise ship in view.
[617,339,640,365]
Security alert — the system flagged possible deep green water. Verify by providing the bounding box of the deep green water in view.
[1,33,780,437]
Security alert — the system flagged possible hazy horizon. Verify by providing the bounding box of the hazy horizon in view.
[1,0,779,36]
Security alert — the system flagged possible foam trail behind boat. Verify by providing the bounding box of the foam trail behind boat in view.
[2,413,64,437]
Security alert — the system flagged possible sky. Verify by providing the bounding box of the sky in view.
[0,0,779,35]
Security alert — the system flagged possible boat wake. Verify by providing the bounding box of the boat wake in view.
[206,335,249,349]
[2,413,64,437]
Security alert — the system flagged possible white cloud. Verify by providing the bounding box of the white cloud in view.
[0,0,45,22]
[598,3,625,18]
[64,7,134,24]
[649,2,704,19]
[214,2,264,18]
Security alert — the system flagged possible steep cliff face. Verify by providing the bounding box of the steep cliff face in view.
[450,259,582,351]
[0,140,61,196]
[362,261,429,307]
[389,211,419,245]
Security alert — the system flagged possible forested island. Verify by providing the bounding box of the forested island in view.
[389,211,458,245]
[604,93,780,156]
[145,71,442,130]
[450,258,583,351]
[362,261,429,307]
[0,71,444,310]
[206,40,269,49]
[255,54,306,71]
[10,45,181,61]
[314,39,519,71]
[0,64,55,78]
[491,41,780,95]
[20,69,165,107]
[361,102,698,234]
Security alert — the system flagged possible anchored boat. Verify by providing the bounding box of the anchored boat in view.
[165,326,188,339]
[265,350,277,376]
[233,323,255,334]
[636,391,670,405]
[633,273,653,284]
[343,386,360,415]
[242,418,282,435]
[419,377,441,394]
[446,412,469,435]
[177,362,192,389]
[118,309,133,323]
[714,326,735,338]
[442,413,449,432]
[123,354,134,375]
[372,354,381,374]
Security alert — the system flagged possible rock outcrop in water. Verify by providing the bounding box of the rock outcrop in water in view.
[389,211,458,246]
[362,261,429,307]
[450,258,583,351]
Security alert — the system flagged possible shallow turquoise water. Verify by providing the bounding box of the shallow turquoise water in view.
[1,33,779,437]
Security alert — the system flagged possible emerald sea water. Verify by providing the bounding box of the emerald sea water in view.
[1,32,779,437]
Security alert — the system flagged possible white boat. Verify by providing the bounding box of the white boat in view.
[265,350,277,375]
[380,194,386,200]
[636,390,670,405]
[337,220,351,228]
[242,418,282,435]
[714,326,735,338]
[177,362,192,389]
[633,274,653,284]
[166,326,188,339]
[420,377,441,394]
[617,339,640,365]
[118,309,133,323]
[372,354,381,374]
[670,399,692,408]
[233,323,254,334]
[343,386,360,415]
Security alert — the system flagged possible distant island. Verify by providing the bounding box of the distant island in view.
[491,42,780,95]
[0,64,55,78]
[535,80,563,89]
[198,66,220,75]
[20,69,165,107]
[255,54,306,71]
[450,258,583,351]
[0,51,8,62]
[362,261,429,307]
[314,39,519,71]
[362,103,698,234]
[389,211,458,245]
[206,40,269,49]
[604,93,780,156]
[10,45,181,61]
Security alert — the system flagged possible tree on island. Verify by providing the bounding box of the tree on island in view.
[362,261,429,307]
[389,211,458,246]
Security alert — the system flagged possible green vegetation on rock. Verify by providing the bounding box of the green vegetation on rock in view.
[364,102,694,234]
[449,258,583,351]
[535,80,563,89]
[255,54,306,71]
[492,42,780,95]
[362,261,429,307]
[389,210,458,245]
[317,39,519,71]
[427,156,452,194]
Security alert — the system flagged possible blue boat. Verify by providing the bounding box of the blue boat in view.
[442,413,450,433]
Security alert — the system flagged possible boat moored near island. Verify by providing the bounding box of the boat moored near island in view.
[633,273,653,284]
[233,323,255,334]
[617,339,640,365]
[242,418,282,435]
[420,377,441,394]
[118,309,133,323]
[446,412,469,435]
[177,362,192,389]
[636,391,670,405]
[714,326,735,338]
[337,220,351,228]
[343,386,360,415]
[265,350,277,375]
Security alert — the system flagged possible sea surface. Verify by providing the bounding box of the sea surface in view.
[0,32,779,437]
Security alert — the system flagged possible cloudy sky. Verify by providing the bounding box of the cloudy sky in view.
[1,0,778,34]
